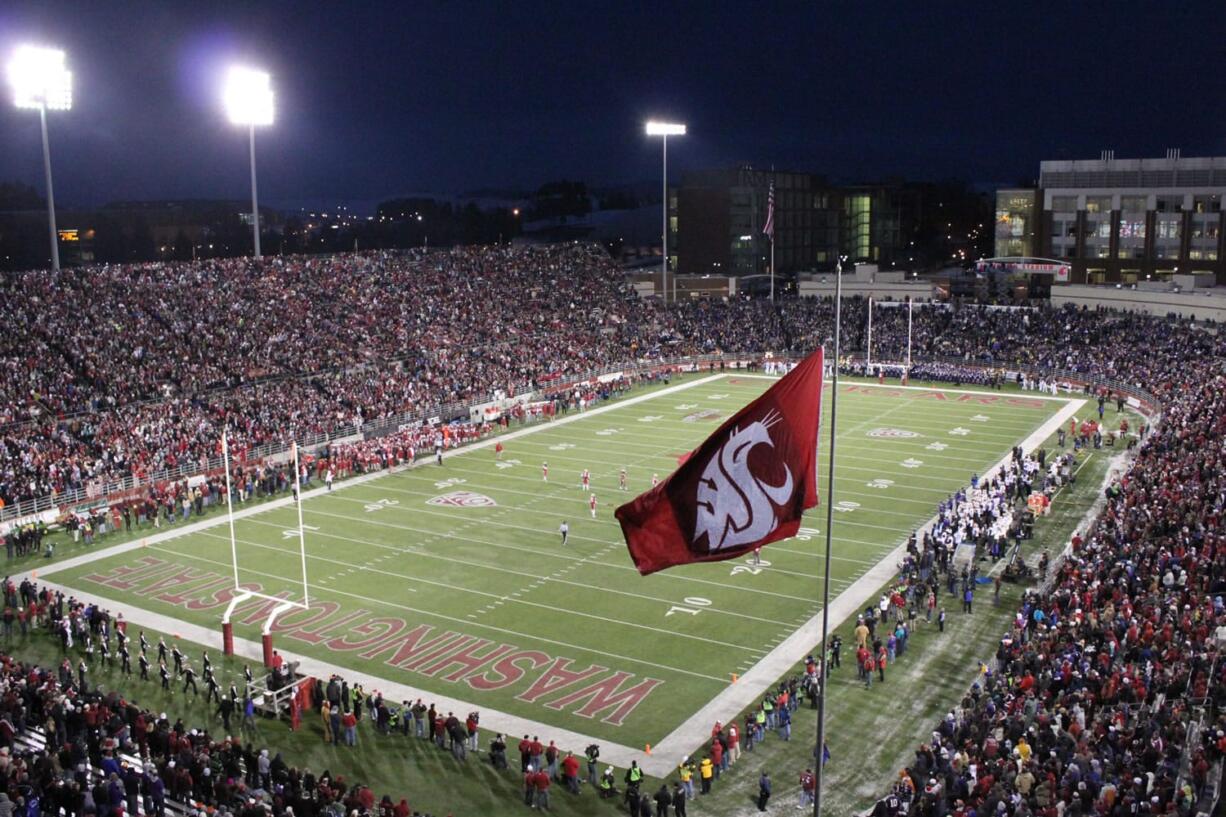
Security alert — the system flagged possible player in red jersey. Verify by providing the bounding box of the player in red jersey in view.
[542,461,549,481]
[495,441,504,460]
[580,469,590,491]
[589,493,597,519]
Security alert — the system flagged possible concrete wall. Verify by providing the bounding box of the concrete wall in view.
[1051,284,1226,321]
[797,279,934,302]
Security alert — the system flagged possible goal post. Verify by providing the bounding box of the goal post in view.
[220,431,311,664]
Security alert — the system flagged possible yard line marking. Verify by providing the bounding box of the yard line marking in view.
[642,394,1086,770]
[124,543,728,684]
[291,507,847,601]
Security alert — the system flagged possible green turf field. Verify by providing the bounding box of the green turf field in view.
[46,375,1073,753]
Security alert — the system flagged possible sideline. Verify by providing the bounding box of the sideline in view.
[642,395,1086,772]
[24,373,726,774]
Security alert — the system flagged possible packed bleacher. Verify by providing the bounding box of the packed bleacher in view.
[873,368,1226,817]
[3,245,1225,512]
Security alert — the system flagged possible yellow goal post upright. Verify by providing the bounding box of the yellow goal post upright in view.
[219,431,311,667]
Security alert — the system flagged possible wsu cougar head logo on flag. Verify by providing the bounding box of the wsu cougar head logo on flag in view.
[614,348,824,576]
[694,411,794,552]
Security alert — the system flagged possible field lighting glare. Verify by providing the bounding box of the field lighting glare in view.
[223,66,274,126]
[7,45,72,110]
[645,119,686,302]
[223,65,274,258]
[645,121,685,136]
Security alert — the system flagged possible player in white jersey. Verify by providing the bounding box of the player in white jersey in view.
[651,473,660,488]
[619,468,627,491]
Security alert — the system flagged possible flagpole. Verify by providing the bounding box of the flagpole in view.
[770,235,776,303]
[813,256,843,817]
[769,172,776,303]
[866,295,873,371]
[906,296,913,372]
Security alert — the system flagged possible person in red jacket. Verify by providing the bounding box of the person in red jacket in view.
[533,768,551,810]
[561,751,580,794]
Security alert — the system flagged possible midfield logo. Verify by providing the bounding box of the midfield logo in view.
[427,491,497,508]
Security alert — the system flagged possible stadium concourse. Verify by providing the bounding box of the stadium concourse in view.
[0,245,1222,817]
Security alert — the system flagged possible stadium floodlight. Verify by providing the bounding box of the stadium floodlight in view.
[223,66,274,258]
[645,121,685,302]
[645,121,685,136]
[8,45,72,271]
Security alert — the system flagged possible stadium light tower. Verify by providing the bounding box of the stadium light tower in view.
[7,45,72,271]
[645,121,685,302]
[223,66,274,259]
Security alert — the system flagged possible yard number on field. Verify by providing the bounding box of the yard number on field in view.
[282,524,320,539]
[731,558,772,576]
[364,498,400,512]
[835,500,860,512]
[665,596,712,617]
[867,478,894,489]
[495,458,522,470]
[793,526,821,540]
[435,477,466,489]
[595,428,622,436]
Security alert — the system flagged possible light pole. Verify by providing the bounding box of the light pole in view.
[223,66,274,259]
[7,46,72,272]
[645,121,685,302]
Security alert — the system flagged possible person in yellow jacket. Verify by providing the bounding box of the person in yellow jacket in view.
[678,757,695,800]
[699,755,714,794]
[321,700,333,744]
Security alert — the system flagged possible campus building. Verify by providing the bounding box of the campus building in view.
[996,153,1226,285]
[671,167,923,279]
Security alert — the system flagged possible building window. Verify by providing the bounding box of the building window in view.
[1119,219,1145,238]
[1193,195,1221,213]
[1156,219,1181,239]
[1120,195,1147,212]
[1085,197,1111,214]
[1051,195,1077,212]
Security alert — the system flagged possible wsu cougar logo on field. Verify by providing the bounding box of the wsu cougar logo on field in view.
[693,411,794,552]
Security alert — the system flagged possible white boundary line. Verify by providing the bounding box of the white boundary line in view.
[734,373,1080,402]
[642,394,1087,770]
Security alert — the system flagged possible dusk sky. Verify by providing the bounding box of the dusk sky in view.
[2,1,1224,210]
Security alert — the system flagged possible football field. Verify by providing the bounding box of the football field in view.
[44,373,1077,765]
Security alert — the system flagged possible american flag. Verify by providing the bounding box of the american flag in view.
[763,181,775,240]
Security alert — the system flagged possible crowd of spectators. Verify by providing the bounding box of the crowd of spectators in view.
[0,580,467,817]
[3,246,1225,510]
[872,362,1226,817]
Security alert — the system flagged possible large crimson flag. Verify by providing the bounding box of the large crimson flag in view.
[616,349,824,575]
